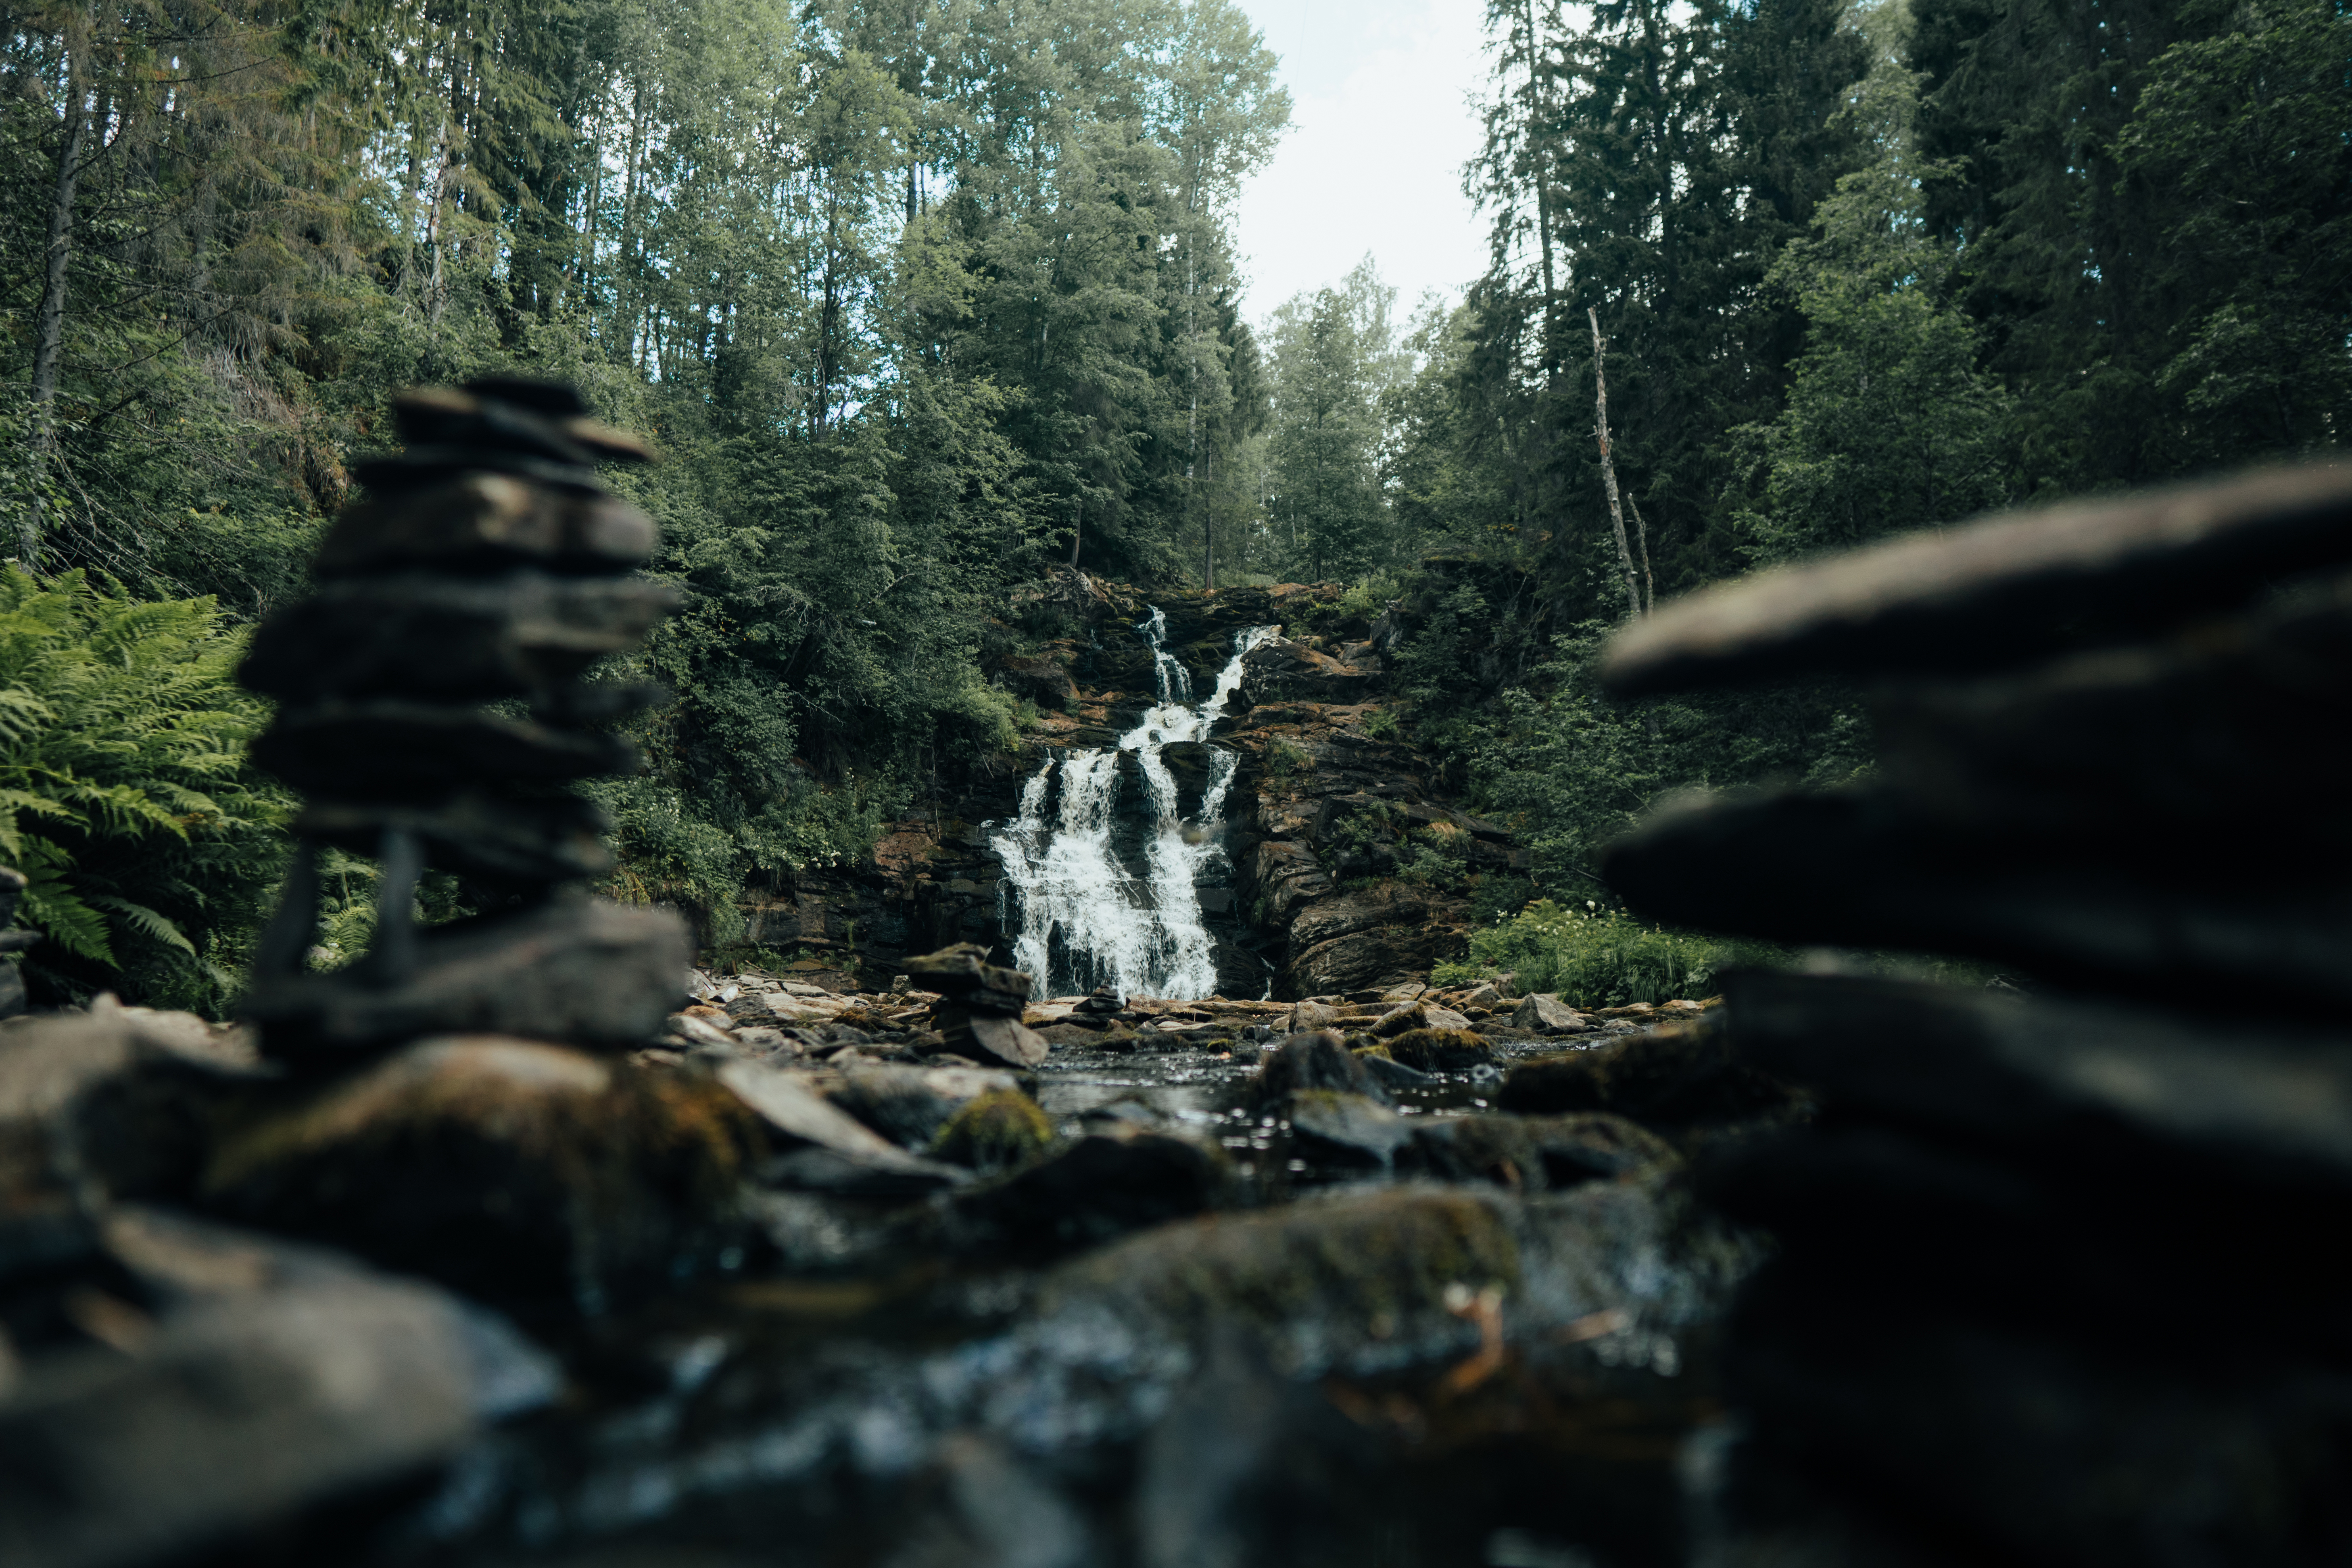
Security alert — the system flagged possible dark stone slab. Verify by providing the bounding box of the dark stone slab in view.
[1603,459,2352,695]
[296,790,614,883]
[242,572,680,704]
[1867,569,2352,841]
[1718,970,2352,1188]
[251,702,638,797]
[1602,788,2352,1013]
[242,898,690,1061]
[316,474,657,578]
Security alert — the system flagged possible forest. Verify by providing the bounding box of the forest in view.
[0,0,2343,1007]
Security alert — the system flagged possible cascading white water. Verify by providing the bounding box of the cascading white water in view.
[989,614,1278,1000]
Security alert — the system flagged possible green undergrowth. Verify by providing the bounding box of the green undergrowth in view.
[1434,900,1772,1008]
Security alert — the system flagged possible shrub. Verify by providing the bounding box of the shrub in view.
[1453,899,1768,1008]
[0,566,291,1010]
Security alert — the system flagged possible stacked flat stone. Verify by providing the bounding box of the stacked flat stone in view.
[1592,461,2352,1566]
[904,944,1048,1067]
[239,377,689,1064]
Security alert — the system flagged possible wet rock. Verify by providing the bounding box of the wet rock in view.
[993,652,1078,707]
[823,1064,1024,1151]
[1398,1113,1678,1193]
[931,1011,1050,1069]
[1601,459,2352,697]
[0,1207,556,1568]
[1355,1050,1436,1092]
[1370,1000,1474,1037]
[1511,993,1592,1035]
[720,1060,965,1198]
[205,1036,762,1311]
[946,1127,1231,1258]
[245,897,690,1064]
[0,1004,261,1237]
[931,1089,1056,1173]
[1382,1027,1495,1073]
[1248,1030,1390,1109]
[1286,1089,1411,1170]
[1500,1016,1804,1132]
[1237,636,1381,707]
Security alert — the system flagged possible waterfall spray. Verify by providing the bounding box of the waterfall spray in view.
[989,616,1277,999]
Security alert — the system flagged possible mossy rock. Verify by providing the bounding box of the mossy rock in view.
[1398,1111,1678,1192]
[1498,1015,1803,1130]
[1384,1027,1494,1073]
[1043,1188,1521,1357]
[1350,1042,1393,1061]
[930,1088,1055,1172]
[203,1036,764,1314]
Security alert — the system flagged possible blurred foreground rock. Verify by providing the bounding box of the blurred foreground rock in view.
[1601,458,2352,1566]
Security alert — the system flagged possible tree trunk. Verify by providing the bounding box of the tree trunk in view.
[1628,491,1655,614]
[1588,307,1643,620]
[26,25,91,569]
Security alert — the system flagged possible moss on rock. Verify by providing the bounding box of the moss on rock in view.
[203,1035,764,1314]
[930,1088,1055,1172]
[1384,1027,1495,1073]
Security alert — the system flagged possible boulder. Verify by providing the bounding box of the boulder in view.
[931,1089,1058,1173]
[1380,1028,1495,1073]
[1286,1090,1412,1170]
[1500,1017,1803,1132]
[1512,993,1592,1035]
[205,1036,763,1310]
[994,653,1078,706]
[946,1127,1231,1258]
[1248,1031,1390,1109]
[0,1207,556,1568]
[721,1060,966,1197]
[823,1064,1024,1151]
[1397,1113,1678,1192]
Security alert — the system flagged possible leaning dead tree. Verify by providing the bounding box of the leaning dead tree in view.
[1589,307,1650,619]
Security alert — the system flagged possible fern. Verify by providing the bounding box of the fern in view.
[0,566,291,1010]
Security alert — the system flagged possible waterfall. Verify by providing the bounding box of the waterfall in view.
[989,615,1278,1000]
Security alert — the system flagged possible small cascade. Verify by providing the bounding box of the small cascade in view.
[990,616,1278,1000]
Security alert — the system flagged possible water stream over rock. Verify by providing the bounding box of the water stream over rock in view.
[989,613,1277,999]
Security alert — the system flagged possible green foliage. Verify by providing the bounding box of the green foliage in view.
[1469,625,1870,896]
[1261,260,1407,580]
[0,567,289,1010]
[1453,900,1758,1008]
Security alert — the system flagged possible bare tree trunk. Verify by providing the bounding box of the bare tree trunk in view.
[26,25,91,568]
[1588,307,1642,620]
[1628,491,1655,614]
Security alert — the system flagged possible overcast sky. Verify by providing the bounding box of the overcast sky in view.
[1229,0,1495,330]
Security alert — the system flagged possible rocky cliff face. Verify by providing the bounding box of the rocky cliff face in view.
[734,569,1526,998]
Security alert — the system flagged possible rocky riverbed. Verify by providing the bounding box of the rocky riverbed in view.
[0,962,1769,1568]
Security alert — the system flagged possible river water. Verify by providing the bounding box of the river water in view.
[989,613,1277,1000]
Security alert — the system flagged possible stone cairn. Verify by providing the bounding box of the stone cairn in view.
[1595,460,2352,1565]
[906,942,1048,1067]
[238,376,690,1063]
